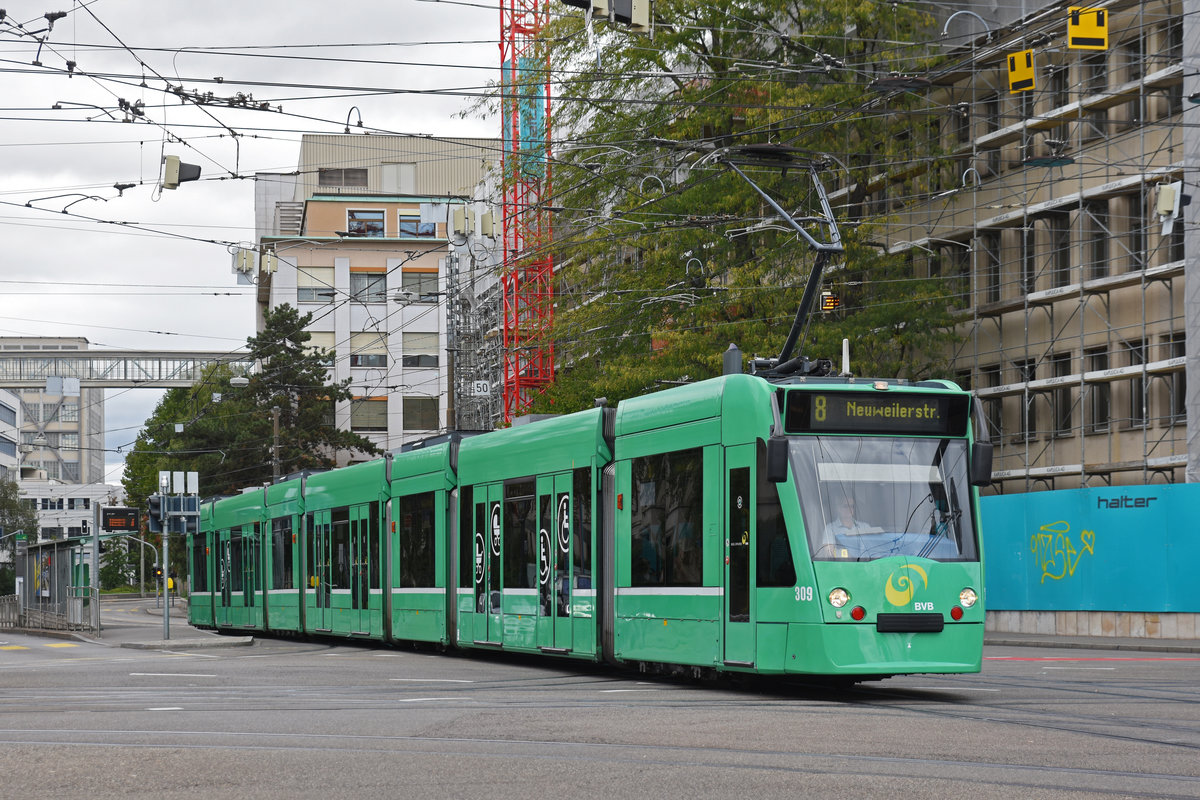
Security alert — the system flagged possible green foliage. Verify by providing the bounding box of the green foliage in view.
[121,304,382,503]
[100,544,134,591]
[0,477,38,562]
[524,0,958,412]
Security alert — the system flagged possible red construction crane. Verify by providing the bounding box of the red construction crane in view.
[499,0,555,423]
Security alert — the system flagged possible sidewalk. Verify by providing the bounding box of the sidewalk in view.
[11,597,254,650]
[984,631,1200,654]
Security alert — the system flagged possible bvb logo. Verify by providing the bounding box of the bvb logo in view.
[884,563,928,607]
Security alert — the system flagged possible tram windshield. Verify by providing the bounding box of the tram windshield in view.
[788,436,978,562]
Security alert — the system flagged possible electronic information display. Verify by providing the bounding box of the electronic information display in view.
[782,391,970,436]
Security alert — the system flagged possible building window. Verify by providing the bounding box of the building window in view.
[61,463,80,482]
[350,271,387,304]
[349,332,387,369]
[347,209,385,237]
[1164,334,1186,425]
[402,397,438,431]
[1124,192,1147,272]
[0,402,14,426]
[1045,212,1071,288]
[0,436,14,458]
[402,332,439,368]
[982,94,1002,176]
[1125,340,1146,428]
[306,331,336,367]
[1050,353,1073,437]
[350,397,388,432]
[297,267,335,303]
[977,232,1001,304]
[1015,360,1037,440]
[1084,347,1110,433]
[318,168,368,188]
[401,271,438,303]
[979,366,1003,438]
[1020,225,1036,293]
[59,433,79,451]
[1083,201,1109,280]
[398,215,436,238]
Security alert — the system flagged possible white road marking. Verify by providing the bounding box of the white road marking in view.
[131,673,217,678]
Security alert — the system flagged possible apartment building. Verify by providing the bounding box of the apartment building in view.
[251,135,499,459]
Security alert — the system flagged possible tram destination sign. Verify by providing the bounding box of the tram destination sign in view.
[783,391,969,436]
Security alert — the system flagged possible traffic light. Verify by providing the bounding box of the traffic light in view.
[162,155,202,189]
[153,565,164,580]
[147,495,163,533]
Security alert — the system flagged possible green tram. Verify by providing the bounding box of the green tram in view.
[189,372,991,679]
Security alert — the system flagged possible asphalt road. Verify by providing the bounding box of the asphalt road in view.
[1,597,1198,799]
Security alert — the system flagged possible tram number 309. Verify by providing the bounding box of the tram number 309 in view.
[796,586,814,602]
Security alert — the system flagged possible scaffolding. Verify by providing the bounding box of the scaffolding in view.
[863,0,1187,493]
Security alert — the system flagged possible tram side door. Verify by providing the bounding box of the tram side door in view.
[306,511,333,631]
[536,473,573,653]
[349,504,374,635]
[217,530,232,626]
[471,485,504,645]
[724,445,756,668]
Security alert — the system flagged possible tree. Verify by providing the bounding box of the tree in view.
[100,543,135,591]
[122,304,382,502]
[0,477,39,595]
[523,0,960,411]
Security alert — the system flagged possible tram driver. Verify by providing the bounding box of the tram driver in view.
[824,496,872,538]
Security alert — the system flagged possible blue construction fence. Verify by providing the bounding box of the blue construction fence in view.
[980,483,1200,613]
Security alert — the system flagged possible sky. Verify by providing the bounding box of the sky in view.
[0,0,500,485]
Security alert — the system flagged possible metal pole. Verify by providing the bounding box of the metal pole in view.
[272,406,281,483]
[157,476,170,641]
[92,503,101,636]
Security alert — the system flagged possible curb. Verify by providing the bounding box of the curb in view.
[985,635,1200,654]
[119,636,255,650]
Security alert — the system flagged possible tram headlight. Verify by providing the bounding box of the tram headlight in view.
[959,588,978,608]
[829,588,850,608]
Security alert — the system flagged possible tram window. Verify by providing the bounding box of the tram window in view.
[572,468,591,588]
[192,539,208,592]
[756,441,796,587]
[230,532,244,593]
[539,494,552,615]
[369,502,382,591]
[305,512,317,589]
[630,448,703,587]
[331,507,350,590]
[503,479,536,589]
[272,516,294,590]
[399,492,436,588]
[459,486,474,589]
[246,524,260,606]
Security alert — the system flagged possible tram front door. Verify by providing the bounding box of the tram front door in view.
[724,445,756,668]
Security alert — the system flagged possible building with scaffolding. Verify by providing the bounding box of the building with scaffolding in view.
[876,0,1189,493]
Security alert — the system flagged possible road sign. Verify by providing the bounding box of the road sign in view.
[1068,7,1107,50]
[1007,49,1036,93]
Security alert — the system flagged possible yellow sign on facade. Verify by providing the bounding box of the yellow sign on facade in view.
[1068,7,1108,50]
[1007,49,1036,93]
